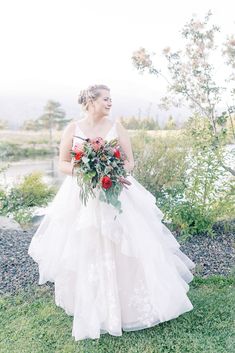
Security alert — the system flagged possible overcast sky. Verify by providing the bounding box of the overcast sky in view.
[0,0,234,126]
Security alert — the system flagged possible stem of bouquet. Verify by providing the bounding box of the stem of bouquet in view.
[118,176,132,189]
[73,135,90,142]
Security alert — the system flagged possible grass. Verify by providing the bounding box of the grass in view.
[0,129,183,162]
[0,129,183,144]
[0,130,62,144]
[0,275,234,353]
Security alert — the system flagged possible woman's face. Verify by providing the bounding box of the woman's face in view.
[89,89,112,116]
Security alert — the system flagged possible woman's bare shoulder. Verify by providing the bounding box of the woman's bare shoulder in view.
[115,120,129,136]
[65,119,77,130]
[61,120,77,137]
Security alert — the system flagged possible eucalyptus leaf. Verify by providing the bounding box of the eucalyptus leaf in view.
[99,191,106,202]
[82,156,89,163]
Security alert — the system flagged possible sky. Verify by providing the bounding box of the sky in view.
[0,0,234,127]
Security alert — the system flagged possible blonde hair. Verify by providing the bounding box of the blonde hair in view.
[78,84,110,111]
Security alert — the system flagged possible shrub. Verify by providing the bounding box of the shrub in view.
[120,116,161,130]
[0,172,56,225]
[132,130,189,199]
[0,141,53,160]
[132,124,234,240]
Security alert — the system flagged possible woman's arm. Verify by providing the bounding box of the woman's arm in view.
[58,121,76,176]
[116,121,135,172]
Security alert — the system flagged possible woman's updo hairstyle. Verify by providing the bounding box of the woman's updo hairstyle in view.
[78,84,110,111]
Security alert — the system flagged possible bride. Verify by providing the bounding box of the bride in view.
[28,84,196,341]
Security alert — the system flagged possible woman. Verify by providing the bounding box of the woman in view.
[28,84,196,341]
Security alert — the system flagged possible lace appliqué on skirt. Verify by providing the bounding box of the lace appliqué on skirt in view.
[128,279,159,327]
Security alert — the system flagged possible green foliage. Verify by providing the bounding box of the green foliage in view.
[20,101,71,131]
[132,122,234,239]
[163,115,177,130]
[132,129,188,215]
[132,130,188,194]
[73,137,128,214]
[0,141,52,160]
[37,100,71,131]
[120,116,161,130]
[132,10,235,175]
[0,172,56,225]
[13,208,33,225]
[21,119,41,131]
[13,172,56,207]
[0,163,10,174]
[167,201,216,239]
[133,33,235,238]
[170,117,234,238]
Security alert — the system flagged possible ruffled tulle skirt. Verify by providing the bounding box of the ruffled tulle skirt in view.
[28,174,196,341]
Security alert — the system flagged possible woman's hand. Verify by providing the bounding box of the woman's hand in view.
[118,176,132,189]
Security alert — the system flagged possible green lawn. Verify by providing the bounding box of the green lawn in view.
[0,275,234,353]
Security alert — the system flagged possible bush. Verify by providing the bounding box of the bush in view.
[0,141,53,160]
[0,172,56,225]
[11,172,55,207]
[120,116,161,130]
[131,124,234,240]
[132,129,189,211]
[166,201,216,239]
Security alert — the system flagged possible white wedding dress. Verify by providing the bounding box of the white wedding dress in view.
[28,120,196,341]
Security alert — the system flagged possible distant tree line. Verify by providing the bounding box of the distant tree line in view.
[119,115,179,130]
[1,100,213,132]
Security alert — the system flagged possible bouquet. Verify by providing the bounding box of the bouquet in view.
[70,135,132,216]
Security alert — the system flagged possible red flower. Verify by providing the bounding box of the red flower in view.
[74,151,84,161]
[101,176,112,189]
[113,148,121,159]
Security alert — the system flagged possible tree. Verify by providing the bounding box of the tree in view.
[164,115,177,130]
[37,100,70,148]
[154,115,161,130]
[21,119,40,131]
[222,35,235,138]
[132,10,235,176]
[120,116,160,130]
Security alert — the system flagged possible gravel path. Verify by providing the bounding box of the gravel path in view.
[0,221,234,295]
